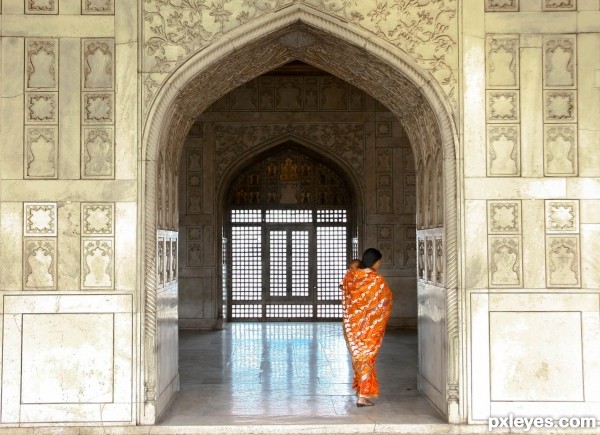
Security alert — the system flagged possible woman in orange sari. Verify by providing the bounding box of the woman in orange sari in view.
[341,248,393,407]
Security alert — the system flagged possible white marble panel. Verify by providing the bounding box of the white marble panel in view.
[58,38,81,180]
[465,201,488,289]
[490,312,583,401]
[489,292,599,312]
[519,43,544,177]
[581,224,600,289]
[580,200,600,224]
[21,313,113,404]
[546,234,580,287]
[0,203,23,290]
[567,178,600,199]
[57,201,81,290]
[465,178,567,199]
[1,38,25,180]
[469,293,490,422]
[115,202,136,291]
[1,295,132,423]
[521,200,546,288]
[545,199,579,233]
[1,180,136,202]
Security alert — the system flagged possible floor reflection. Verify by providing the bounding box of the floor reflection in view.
[159,322,443,425]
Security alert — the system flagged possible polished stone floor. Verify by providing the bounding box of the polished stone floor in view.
[159,322,444,427]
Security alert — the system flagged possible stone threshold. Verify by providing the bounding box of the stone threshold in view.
[0,424,598,435]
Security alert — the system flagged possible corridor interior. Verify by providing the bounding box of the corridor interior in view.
[159,322,443,425]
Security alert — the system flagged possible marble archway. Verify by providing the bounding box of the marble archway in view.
[141,4,460,425]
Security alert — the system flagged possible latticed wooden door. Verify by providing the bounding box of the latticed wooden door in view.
[224,146,354,321]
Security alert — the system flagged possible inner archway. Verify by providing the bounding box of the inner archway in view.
[141,5,460,425]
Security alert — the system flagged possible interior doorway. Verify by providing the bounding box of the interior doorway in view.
[141,8,461,424]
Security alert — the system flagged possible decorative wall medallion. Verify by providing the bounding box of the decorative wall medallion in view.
[377,189,392,214]
[83,0,114,15]
[188,174,201,187]
[26,92,58,123]
[82,127,114,178]
[275,76,303,110]
[24,203,57,237]
[404,189,417,214]
[82,39,114,90]
[489,236,522,287]
[377,174,391,188]
[543,36,576,88]
[544,125,577,176]
[230,80,258,111]
[544,90,576,122]
[26,39,58,90]
[404,241,417,267]
[487,91,519,122]
[83,93,114,123]
[485,0,519,11]
[187,149,202,172]
[188,189,202,214]
[546,200,579,233]
[546,235,580,287]
[23,238,56,290]
[486,35,519,88]
[187,226,203,241]
[542,0,576,11]
[82,238,114,289]
[25,127,57,179]
[405,173,416,187]
[187,242,203,267]
[376,122,392,137]
[487,125,520,176]
[377,225,393,241]
[82,203,114,236]
[378,241,393,265]
[488,200,521,233]
[26,0,57,14]
[320,76,347,111]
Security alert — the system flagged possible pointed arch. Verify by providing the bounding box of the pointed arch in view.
[140,4,462,424]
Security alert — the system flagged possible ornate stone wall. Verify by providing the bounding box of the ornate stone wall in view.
[177,71,418,329]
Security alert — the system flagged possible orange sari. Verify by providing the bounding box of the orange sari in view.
[341,268,392,398]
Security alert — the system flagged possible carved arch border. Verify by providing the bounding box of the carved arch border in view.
[141,4,462,424]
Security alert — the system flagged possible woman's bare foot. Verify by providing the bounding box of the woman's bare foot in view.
[356,397,374,407]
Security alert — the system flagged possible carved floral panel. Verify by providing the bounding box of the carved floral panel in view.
[82,0,114,15]
[404,240,417,267]
[435,237,444,285]
[82,39,114,90]
[546,235,580,287]
[544,90,576,123]
[486,91,520,123]
[544,125,577,176]
[488,200,521,234]
[543,36,576,88]
[25,127,57,179]
[488,235,522,288]
[485,0,518,11]
[187,189,202,214]
[378,241,393,266]
[82,93,114,124]
[426,238,434,283]
[542,0,576,11]
[487,125,520,176]
[82,203,114,236]
[23,238,57,290]
[187,242,203,267]
[417,238,425,280]
[24,203,57,237]
[26,39,58,90]
[545,200,579,233]
[82,126,114,178]
[81,238,114,289]
[143,0,458,109]
[26,0,57,14]
[486,35,519,88]
[26,92,58,124]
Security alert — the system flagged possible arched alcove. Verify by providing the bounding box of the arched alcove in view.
[140,4,461,425]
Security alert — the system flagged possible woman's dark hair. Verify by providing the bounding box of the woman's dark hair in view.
[360,248,382,269]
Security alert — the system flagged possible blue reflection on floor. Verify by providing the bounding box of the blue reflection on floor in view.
[159,322,443,425]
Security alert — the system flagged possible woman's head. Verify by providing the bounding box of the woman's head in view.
[360,248,383,271]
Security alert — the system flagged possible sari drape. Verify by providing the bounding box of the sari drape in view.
[341,268,392,398]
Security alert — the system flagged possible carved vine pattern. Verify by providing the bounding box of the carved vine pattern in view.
[27,41,57,88]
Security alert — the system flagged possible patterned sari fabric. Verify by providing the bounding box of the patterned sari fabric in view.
[341,268,393,398]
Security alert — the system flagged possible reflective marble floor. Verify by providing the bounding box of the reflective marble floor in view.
[159,322,444,427]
